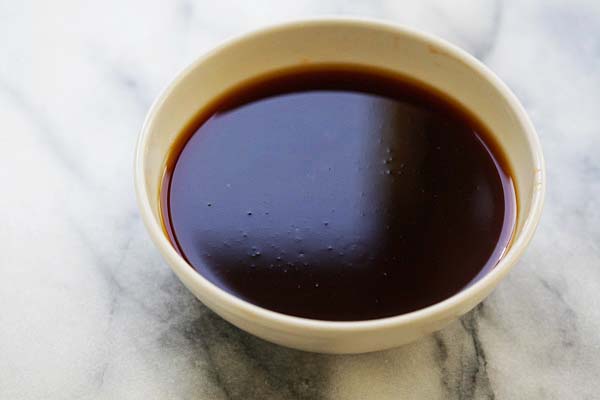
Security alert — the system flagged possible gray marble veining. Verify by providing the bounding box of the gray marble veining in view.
[1,0,600,398]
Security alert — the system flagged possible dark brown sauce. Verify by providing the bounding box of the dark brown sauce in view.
[161,65,516,321]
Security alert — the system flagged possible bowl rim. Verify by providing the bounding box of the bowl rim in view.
[134,17,545,333]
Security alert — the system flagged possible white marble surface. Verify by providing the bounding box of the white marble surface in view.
[1,0,600,398]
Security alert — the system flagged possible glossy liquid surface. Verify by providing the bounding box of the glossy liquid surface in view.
[162,66,516,321]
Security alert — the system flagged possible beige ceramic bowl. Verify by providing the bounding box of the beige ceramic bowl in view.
[135,18,545,354]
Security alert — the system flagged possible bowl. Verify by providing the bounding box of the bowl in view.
[134,18,545,354]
